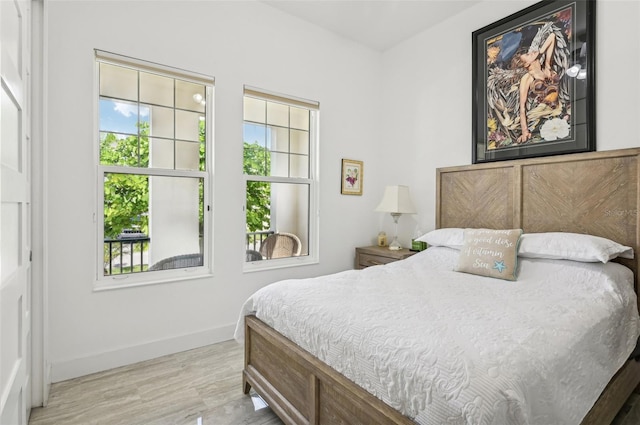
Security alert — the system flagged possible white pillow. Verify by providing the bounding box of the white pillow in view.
[518,232,634,263]
[417,228,464,249]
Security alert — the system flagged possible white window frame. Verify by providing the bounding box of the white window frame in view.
[243,86,319,272]
[94,50,214,290]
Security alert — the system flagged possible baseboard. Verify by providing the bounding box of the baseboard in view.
[50,324,235,383]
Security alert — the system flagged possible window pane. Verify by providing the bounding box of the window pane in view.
[140,72,173,107]
[139,135,149,167]
[244,181,309,260]
[244,97,265,123]
[290,154,309,178]
[100,63,137,101]
[176,110,201,142]
[176,140,200,171]
[147,175,203,269]
[100,133,141,166]
[245,180,271,237]
[290,129,309,155]
[270,152,289,178]
[269,126,289,153]
[200,140,206,171]
[149,137,174,169]
[266,102,288,127]
[244,123,266,147]
[103,173,203,275]
[100,99,134,135]
[176,80,205,113]
[148,105,174,139]
[244,123,269,176]
[243,144,269,176]
[290,107,309,130]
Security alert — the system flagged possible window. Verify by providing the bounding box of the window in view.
[95,51,213,286]
[243,87,319,269]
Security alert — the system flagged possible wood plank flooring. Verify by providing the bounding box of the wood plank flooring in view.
[29,340,282,425]
[29,340,640,425]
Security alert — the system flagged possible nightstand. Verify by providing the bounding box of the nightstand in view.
[354,245,417,269]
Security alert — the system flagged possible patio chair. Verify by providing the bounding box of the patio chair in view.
[245,249,263,262]
[259,232,301,260]
[148,253,203,271]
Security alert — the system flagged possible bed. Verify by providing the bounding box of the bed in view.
[236,147,640,425]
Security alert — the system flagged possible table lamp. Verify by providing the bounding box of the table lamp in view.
[375,185,416,250]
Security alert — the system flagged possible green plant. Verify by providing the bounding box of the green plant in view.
[100,126,150,240]
[243,141,271,232]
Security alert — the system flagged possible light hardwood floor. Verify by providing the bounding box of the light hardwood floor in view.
[29,340,640,425]
[29,340,282,425]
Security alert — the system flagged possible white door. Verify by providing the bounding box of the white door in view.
[1,0,32,424]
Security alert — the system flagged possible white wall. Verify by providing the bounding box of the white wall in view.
[382,0,640,233]
[45,0,386,381]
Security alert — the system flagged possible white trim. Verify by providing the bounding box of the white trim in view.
[30,0,49,409]
[243,255,319,273]
[99,165,207,179]
[94,270,213,292]
[50,325,235,383]
[243,175,312,185]
[205,84,214,272]
[41,0,51,407]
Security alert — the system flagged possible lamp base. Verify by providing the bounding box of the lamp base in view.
[388,213,402,250]
[388,238,402,250]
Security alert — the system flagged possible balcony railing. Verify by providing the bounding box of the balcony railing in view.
[104,230,274,275]
[104,236,150,276]
[246,230,275,252]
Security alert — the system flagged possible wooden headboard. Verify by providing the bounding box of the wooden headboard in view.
[436,148,640,300]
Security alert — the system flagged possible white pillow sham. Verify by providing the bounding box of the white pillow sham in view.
[416,228,464,249]
[518,232,634,263]
[418,229,633,264]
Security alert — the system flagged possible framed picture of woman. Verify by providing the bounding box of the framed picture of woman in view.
[472,0,595,163]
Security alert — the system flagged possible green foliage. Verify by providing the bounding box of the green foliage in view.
[103,173,149,239]
[243,142,271,232]
[100,127,150,239]
[101,118,270,249]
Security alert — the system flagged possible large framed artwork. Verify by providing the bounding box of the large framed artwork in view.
[472,0,596,164]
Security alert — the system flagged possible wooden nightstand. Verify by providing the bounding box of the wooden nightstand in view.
[354,245,417,269]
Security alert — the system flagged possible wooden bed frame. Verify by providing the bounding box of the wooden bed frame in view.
[243,147,640,425]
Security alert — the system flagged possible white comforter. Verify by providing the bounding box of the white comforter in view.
[235,247,640,425]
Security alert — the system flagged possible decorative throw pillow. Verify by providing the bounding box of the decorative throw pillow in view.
[456,228,523,281]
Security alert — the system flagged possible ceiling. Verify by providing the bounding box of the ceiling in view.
[262,0,482,51]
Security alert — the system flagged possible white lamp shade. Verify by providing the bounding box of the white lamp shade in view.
[375,185,417,214]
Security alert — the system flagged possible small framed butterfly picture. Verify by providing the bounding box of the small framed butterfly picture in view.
[341,159,363,196]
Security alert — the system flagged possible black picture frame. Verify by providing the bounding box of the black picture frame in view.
[472,0,596,164]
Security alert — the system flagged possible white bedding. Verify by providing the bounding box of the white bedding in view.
[235,247,640,424]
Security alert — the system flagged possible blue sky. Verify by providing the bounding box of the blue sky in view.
[100,99,149,135]
[103,98,268,148]
[244,122,268,148]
